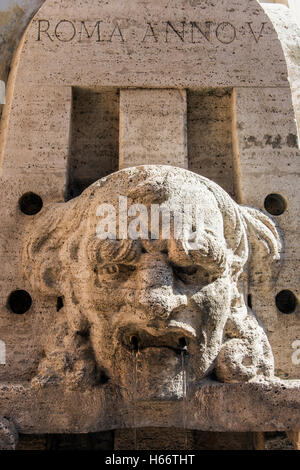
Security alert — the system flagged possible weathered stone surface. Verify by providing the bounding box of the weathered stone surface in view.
[120,89,187,169]
[68,87,119,199]
[263,1,300,28]
[0,1,298,385]
[262,4,300,136]
[7,0,289,88]
[0,0,299,445]
[187,89,236,198]
[0,164,293,432]
[234,85,300,378]
[22,166,281,391]
[0,1,298,119]
[0,379,299,433]
[0,1,44,117]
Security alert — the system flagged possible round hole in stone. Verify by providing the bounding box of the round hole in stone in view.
[8,290,32,315]
[275,290,297,315]
[264,193,287,216]
[19,192,43,215]
[56,297,64,312]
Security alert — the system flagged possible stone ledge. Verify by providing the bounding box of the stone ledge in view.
[0,379,299,434]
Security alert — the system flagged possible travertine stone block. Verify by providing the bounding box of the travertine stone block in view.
[119,89,187,169]
[234,86,300,378]
[68,87,119,199]
[262,4,300,136]
[1,86,72,174]
[187,89,235,198]
[14,0,289,88]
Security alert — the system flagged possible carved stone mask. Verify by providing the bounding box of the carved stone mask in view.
[23,166,281,399]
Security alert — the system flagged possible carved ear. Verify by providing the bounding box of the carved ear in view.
[22,200,79,296]
[240,206,281,286]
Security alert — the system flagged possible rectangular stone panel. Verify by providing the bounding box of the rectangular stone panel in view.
[187,88,236,199]
[234,86,300,379]
[0,172,68,384]
[119,89,187,169]
[67,87,119,199]
[1,86,72,174]
[21,0,289,89]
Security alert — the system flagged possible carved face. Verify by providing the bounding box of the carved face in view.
[23,166,280,396]
[80,188,231,398]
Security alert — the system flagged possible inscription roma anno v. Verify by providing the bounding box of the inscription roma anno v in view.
[36,20,267,45]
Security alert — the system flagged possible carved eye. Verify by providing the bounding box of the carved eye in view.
[98,264,136,278]
[173,265,198,282]
[173,265,211,285]
[99,265,120,276]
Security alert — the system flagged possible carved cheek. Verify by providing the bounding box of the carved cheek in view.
[92,285,128,312]
[191,277,232,317]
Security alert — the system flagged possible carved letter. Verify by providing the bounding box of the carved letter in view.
[190,21,212,43]
[215,22,236,44]
[142,23,158,43]
[166,21,185,43]
[37,19,53,42]
[128,204,149,240]
[96,204,117,240]
[79,21,102,42]
[247,22,267,43]
[109,24,125,43]
[55,20,76,42]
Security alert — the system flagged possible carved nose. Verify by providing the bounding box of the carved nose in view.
[138,286,187,319]
[136,254,187,319]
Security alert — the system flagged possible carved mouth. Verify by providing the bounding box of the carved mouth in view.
[119,328,189,354]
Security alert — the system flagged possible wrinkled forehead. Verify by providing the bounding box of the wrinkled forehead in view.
[92,177,225,238]
[86,176,227,269]
[155,182,224,237]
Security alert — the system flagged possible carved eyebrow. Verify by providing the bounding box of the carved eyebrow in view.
[168,236,227,273]
[94,239,141,265]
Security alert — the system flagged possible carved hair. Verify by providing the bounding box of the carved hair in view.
[22,166,281,296]
[203,177,281,283]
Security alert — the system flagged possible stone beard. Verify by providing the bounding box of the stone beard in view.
[23,166,281,399]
